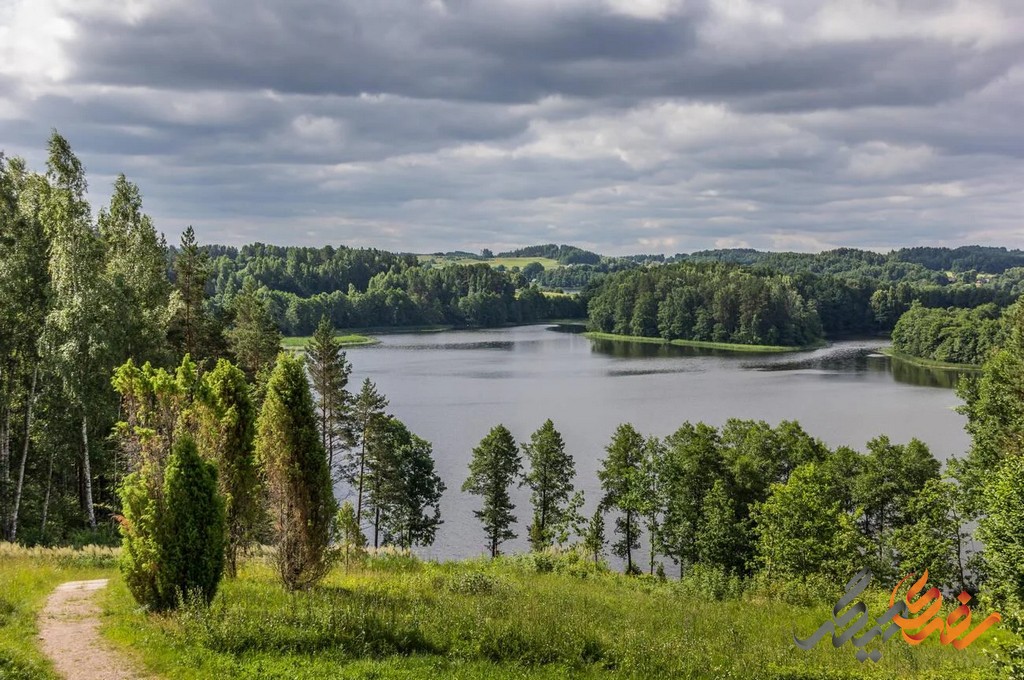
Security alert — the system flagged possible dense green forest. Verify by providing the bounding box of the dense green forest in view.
[891,302,1006,366]
[194,244,585,336]
[585,263,824,347]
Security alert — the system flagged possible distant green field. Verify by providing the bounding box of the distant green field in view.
[419,255,561,270]
[282,334,378,350]
[584,331,821,353]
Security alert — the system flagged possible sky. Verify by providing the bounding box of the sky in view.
[1,0,1022,255]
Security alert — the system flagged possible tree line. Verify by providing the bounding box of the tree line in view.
[461,418,967,589]
[586,262,824,347]
[195,244,586,336]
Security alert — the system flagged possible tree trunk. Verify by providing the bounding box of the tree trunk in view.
[0,403,9,534]
[41,445,55,540]
[10,364,37,541]
[373,504,380,549]
[356,438,366,525]
[625,510,633,573]
[81,414,97,529]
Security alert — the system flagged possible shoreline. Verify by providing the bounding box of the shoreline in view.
[582,331,825,353]
[878,346,981,371]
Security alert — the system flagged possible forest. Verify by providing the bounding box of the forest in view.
[891,302,1006,366]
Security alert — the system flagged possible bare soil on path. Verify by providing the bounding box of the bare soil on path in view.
[38,579,152,680]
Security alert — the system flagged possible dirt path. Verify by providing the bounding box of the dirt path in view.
[38,579,152,680]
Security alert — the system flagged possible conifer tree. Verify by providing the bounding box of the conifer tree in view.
[522,419,575,551]
[305,315,353,474]
[226,278,281,384]
[256,353,336,590]
[195,359,262,577]
[463,424,522,558]
[583,506,606,567]
[351,378,388,527]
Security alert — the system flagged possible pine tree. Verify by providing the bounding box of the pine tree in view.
[256,353,336,590]
[351,378,388,529]
[583,506,606,567]
[226,278,281,383]
[522,419,575,551]
[598,423,645,573]
[168,226,221,363]
[305,315,353,476]
[463,424,522,558]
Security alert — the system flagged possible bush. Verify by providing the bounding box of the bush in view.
[119,435,226,611]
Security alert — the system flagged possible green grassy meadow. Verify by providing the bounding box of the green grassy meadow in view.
[282,334,379,350]
[584,331,823,354]
[418,255,562,270]
[97,551,1008,680]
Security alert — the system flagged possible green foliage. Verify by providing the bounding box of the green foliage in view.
[371,419,445,550]
[305,315,353,477]
[119,435,225,611]
[463,424,522,557]
[978,455,1024,613]
[156,435,226,609]
[889,478,973,591]
[853,436,940,580]
[350,378,388,536]
[225,278,282,383]
[597,424,645,573]
[753,463,864,581]
[195,359,262,578]
[256,353,336,590]
[892,301,1004,365]
[587,262,823,347]
[334,501,367,571]
[522,420,575,551]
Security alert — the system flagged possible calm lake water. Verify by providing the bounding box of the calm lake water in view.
[340,324,972,561]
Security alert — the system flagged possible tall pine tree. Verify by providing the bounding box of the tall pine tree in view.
[463,424,522,558]
[522,419,575,551]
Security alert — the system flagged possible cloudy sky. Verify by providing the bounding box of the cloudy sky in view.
[1,0,1022,254]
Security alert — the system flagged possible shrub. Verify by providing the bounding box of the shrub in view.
[119,435,226,611]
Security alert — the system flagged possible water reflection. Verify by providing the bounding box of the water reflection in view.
[586,333,975,390]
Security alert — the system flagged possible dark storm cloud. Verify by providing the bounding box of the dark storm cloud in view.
[1,0,1022,252]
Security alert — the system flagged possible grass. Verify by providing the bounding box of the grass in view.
[584,331,824,354]
[419,255,562,270]
[0,543,117,680]
[282,334,379,350]
[878,347,982,371]
[99,551,1008,679]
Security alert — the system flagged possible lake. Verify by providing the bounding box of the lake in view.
[340,324,972,561]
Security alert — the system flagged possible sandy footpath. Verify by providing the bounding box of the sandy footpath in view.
[38,579,152,680]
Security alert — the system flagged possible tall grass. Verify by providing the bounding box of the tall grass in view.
[100,549,1007,679]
